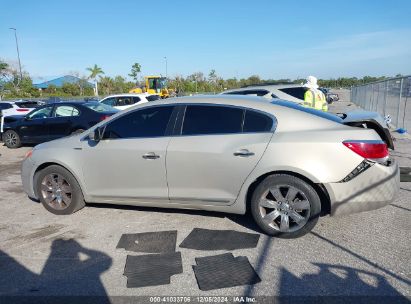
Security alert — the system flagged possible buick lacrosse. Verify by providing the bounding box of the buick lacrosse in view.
[21,96,399,238]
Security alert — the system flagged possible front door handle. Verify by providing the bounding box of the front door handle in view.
[142,152,160,159]
[233,149,255,157]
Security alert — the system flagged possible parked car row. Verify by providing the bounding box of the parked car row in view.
[1,101,118,148]
[0,93,161,148]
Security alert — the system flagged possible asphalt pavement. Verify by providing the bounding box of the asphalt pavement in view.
[0,99,410,302]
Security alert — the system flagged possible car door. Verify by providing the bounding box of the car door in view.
[81,105,176,204]
[48,105,81,140]
[18,105,54,143]
[166,104,275,206]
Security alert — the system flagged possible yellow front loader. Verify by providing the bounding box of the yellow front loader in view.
[129,76,173,98]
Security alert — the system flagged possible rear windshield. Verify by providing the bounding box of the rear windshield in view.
[278,87,306,100]
[83,102,118,113]
[271,100,343,123]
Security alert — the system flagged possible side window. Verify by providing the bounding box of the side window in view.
[54,106,80,117]
[101,97,116,107]
[117,97,133,106]
[182,105,243,135]
[132,97,141,104]
[279,87,306,100]
[103,106,174,139]
[0,103,13,110]
[243,110,273,132]
[27,106,53,119]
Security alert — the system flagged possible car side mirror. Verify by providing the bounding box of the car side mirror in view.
[89,127,103,142]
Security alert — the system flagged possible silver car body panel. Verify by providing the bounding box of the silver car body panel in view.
[21,95,399,216]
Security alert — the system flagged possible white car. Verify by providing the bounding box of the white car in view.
[222,84,305,103]
[99,93,160,111]
[0,100,40,133]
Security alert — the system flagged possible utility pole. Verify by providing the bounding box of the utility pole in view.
[9,28,23,81]
[164,56,167,78]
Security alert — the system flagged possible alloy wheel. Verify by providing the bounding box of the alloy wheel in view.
[5,132,18,147]
[258,185,311,233]
[40,173,72,210]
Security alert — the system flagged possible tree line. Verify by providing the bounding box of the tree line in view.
[0,59,402,100]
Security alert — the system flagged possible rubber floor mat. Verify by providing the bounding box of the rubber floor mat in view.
[195,253,235,266]
[117,230,177,253]
[124,252,183,288]
[400,167,411,182]
[193,254,261,291]
[180,228,260,250]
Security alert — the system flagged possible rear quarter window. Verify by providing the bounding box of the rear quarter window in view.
[243,110,274,132]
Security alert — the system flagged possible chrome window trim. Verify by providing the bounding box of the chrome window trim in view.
[81,103,278,141]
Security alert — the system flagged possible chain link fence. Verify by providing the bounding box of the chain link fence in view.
[351,76,411,130]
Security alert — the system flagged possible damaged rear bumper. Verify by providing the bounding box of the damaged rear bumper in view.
[324,159,400,216]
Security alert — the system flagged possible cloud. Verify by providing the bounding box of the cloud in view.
[265,29,411,78]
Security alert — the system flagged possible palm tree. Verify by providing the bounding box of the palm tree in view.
[86,64,104,96]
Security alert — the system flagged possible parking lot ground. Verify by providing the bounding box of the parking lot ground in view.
[0,100,410,302]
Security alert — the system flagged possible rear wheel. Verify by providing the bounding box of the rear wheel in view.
[3,130,21,149]
[251,174,321,238]
[36,165,85,215]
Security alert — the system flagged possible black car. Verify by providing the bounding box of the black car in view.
[319,87,340,104]
[2,101,118,148]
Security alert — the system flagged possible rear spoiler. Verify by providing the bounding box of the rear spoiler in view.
[344,119,394,150]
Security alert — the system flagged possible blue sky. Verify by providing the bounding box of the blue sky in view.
[1,0,410,82]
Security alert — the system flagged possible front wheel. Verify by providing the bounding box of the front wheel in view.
[251,174,321,238]
[3,130,21,149]
[36,165,85,215]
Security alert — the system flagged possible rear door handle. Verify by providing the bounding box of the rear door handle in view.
[233,149,255,157]
[142,152,160,159]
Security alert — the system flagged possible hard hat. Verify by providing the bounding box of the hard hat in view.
[303,75,319,89]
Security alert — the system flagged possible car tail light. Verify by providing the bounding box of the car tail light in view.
[343,141,388,162]
[99,115,110,121]
[17,109,29,112]
[24,149,33,159]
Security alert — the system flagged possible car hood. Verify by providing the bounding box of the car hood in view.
[3,115,26,123]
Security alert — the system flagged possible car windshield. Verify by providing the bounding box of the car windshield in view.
[83,102,118,113]
[271,100,343,123]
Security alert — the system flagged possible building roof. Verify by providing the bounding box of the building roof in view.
[33,75,94,89]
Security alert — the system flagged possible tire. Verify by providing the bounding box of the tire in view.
[3,130,21,149]
[71,129,85,135]
[36,165,85,215]
[250,174,321,238]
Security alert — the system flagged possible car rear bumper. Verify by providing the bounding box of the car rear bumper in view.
[324,159,399,216]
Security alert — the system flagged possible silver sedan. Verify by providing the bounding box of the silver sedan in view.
[21,96,399,238]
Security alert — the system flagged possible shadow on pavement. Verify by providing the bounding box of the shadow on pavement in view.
[310,232,411,287]
[0,238,112,301]
[277,263,409,302]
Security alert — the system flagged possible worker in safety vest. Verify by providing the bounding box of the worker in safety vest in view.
[303,76,328,112]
